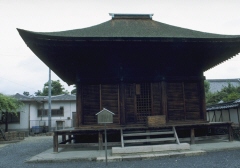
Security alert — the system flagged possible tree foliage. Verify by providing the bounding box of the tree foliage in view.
[71,85,76,94]
[23,91,30,96]
[205,81,240,105]
[0,93,23,132]
[34,80,69,96]
[204,80,210,93]
[0,93,23,114]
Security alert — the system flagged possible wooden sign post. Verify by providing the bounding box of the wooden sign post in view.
[96,108,115,166]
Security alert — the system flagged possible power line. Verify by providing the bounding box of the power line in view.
[0,54,30,57]
[0,76,36,91]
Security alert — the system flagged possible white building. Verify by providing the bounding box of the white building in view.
[0,93,76,134]
[207,79,240,93]
[207,99,240,125]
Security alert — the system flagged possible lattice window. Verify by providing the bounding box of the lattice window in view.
[136,83,152,123]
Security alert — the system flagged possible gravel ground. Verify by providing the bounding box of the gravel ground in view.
[0,136,240,168]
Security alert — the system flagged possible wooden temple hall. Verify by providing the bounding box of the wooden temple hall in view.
[18,14,240,152]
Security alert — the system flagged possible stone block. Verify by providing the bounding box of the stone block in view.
[112,145,152,154]
[152,143,190,152]
[113,143,190,155]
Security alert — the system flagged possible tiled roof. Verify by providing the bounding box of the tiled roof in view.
[234,99,240,103]
[13,93,76,102]
[207,101,240,111]
[20,16,240,39]
[207,79,240,83]
[207,78,240,93]
[45,94,76,101]
[12,93,33,101]
[32,96,47,102]
[17,14,240,85]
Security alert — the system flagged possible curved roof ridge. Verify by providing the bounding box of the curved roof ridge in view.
[17,14,240,85]
[18,18,240,39]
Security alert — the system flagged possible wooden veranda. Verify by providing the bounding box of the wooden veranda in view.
[53,122,233,152]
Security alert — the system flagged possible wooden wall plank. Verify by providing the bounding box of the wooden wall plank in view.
[78,79,205,126]
[125,83,135,123]
[101,84,119,124]
[184,82,201,120]
[167,82,185,120]
[161,81,167,119]
[151,83,154,115]
[152,82,162,115]
[119,83,126,125]
[199,79,207,120]
[166,81,203,121]
[82,84,100,125]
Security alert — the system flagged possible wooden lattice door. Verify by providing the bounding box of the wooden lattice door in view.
[135,83,152,123]
[125,83,153,124]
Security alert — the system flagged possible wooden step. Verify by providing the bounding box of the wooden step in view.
[124,137,176,144]
[123,131,174,137]
[120,126,180,147]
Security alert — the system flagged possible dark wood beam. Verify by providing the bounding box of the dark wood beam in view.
[119,83,126,125]
[161,81,167,120]
[76,82,83,126]
[199,79,207,121]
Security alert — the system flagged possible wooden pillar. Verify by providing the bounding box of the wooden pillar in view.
[161,81,167,121]
[220,110,223,122]
[207,111,210,122]
[76,82,83,126]
[53,132,58,152]
[134,84,137,123]
[214,110,217,122]
[68,135,72,144]
[98,131,103,150]
[228,109,231,121]
[119,83,126,125]
[199,78,207,121]
[5,112,8,132]
[228,124,233,141]
[190,128,195,144]
[210,111,214,122]
[150,83,154,115]
[120,129,124,147]
[182,82,186,120]
[99,84,102,110]
[62,134,66,143]
[237,108,240,127]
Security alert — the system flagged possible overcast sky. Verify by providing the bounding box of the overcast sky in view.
[1,0,240,95]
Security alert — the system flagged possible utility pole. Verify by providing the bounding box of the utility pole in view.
[48,68,52,132]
